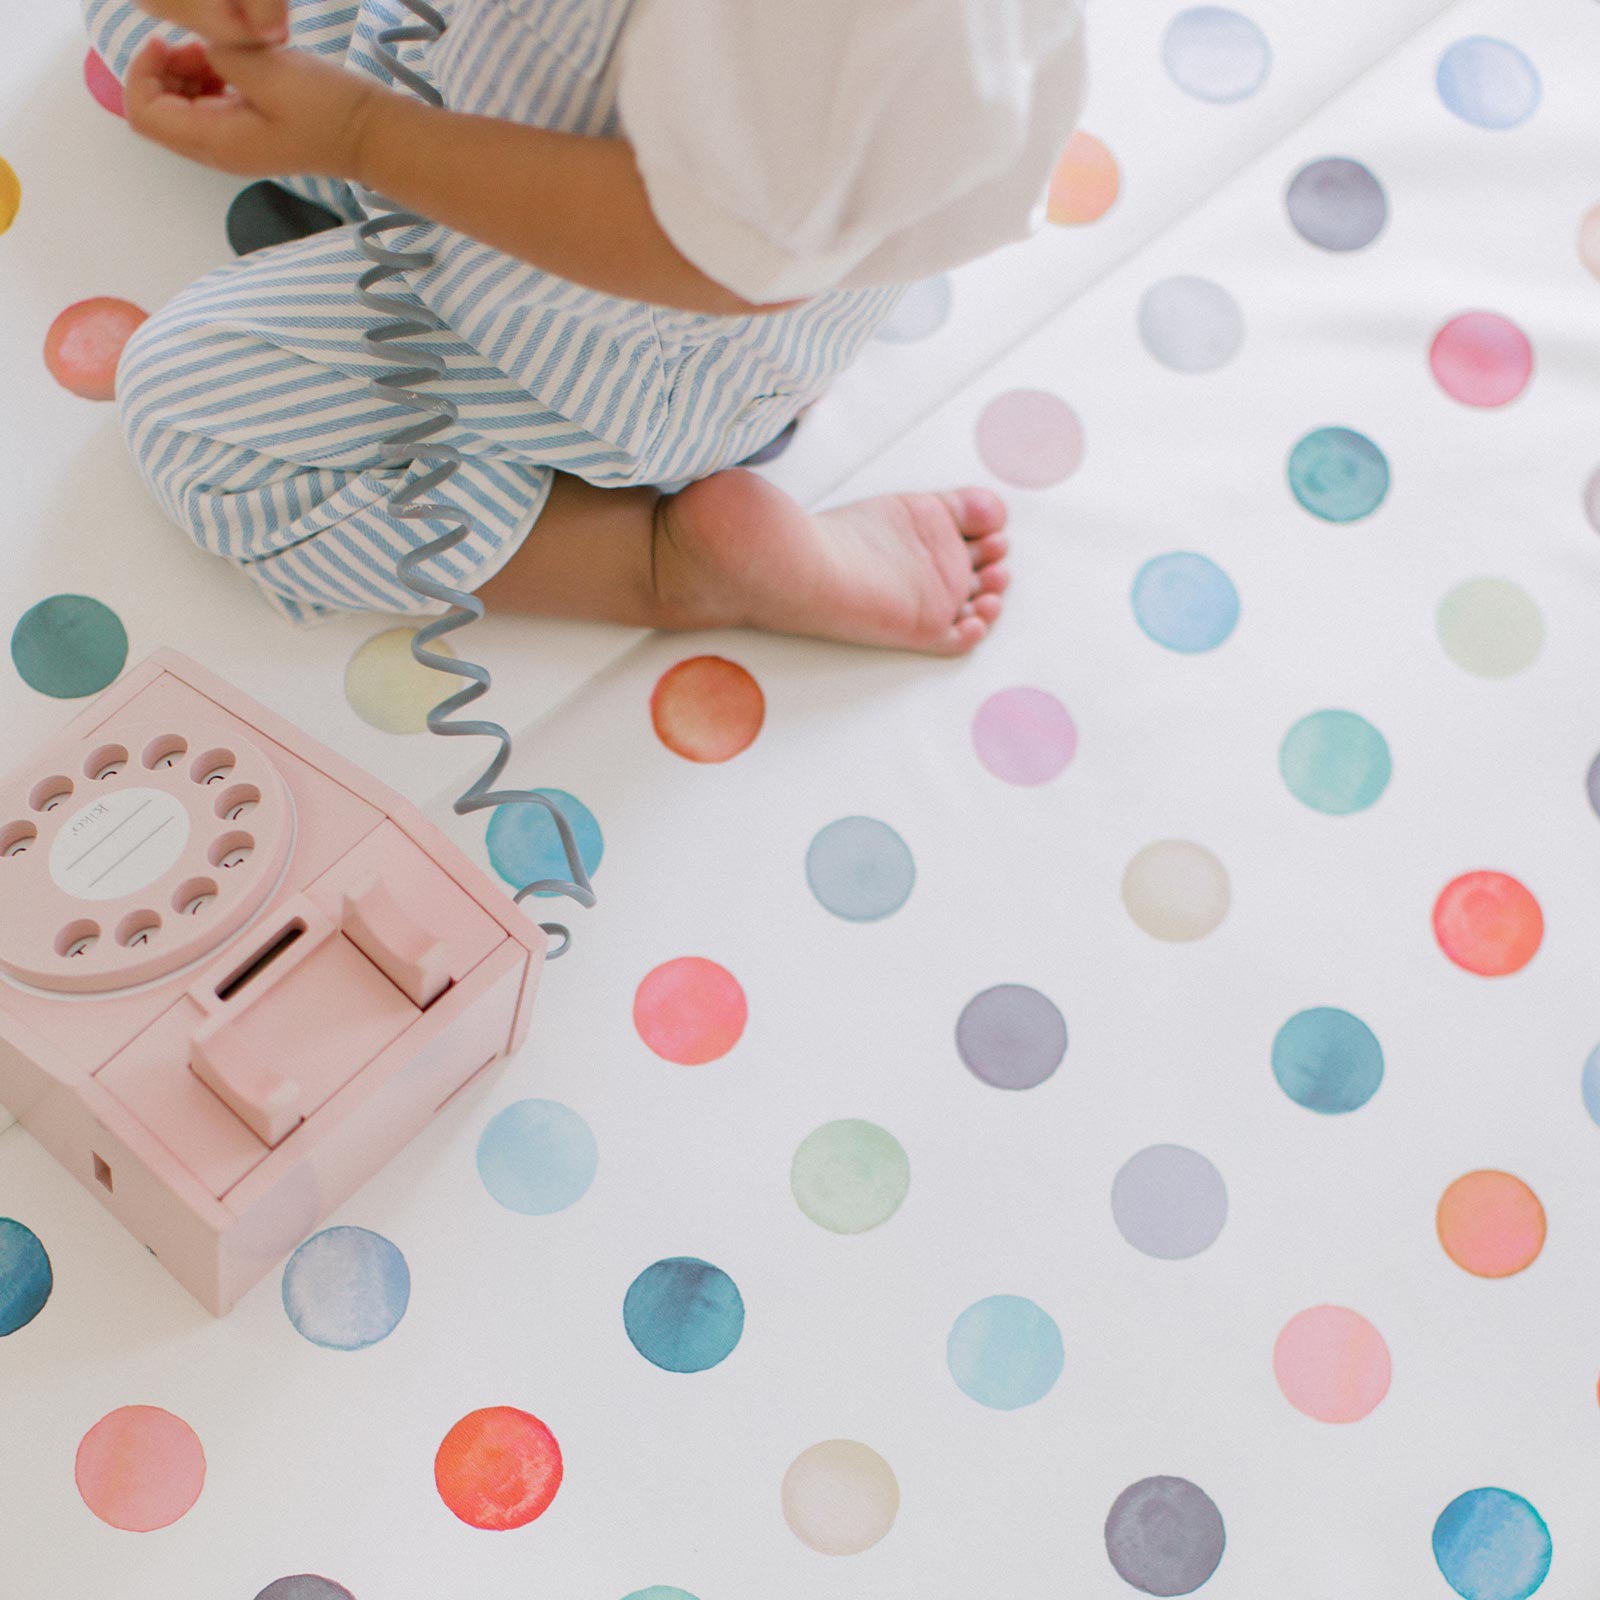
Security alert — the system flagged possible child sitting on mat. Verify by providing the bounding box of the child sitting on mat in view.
[90,0,1085,653]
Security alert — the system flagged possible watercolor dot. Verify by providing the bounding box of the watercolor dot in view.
[1430,312,1533,408]
[1589,750,1600,819]
[740,417,797,467]
[434,1407,562,1530]
[1585,467,1600,536]
[1047,131,1120,226]
[972,687,1078,785]
[1285,157,1387,251]
[227,181,344,256]
[877,275,953,343]
[1104,1476,1226,1596]
[281,1226,410,1351]
[782,1440,899,1556]
[1582,1043,1600,1127]
[975,388,1084,489]
[0,157,18,236]
[75,1406,205,1531]
[476,1099,598,1215]
[956,984,1067,1091]
[1131,553,1239,653]
[791,1119,910,1234]
[633,957,747,1065]
[1437,38,1541,131]
[1272,1008,1384,1114]
[1288,427,1390,522]
[1273,1305,1391,1423]
[44,297,147,401]
[621,1590,698,1600]
[1438,1171,1545,1278]
[0,1219,52,1335]
[1434,871,1543,976]
[1580,205,1600,282]
[1122,840,1230,943]
[947,1295,1064,1410]
[1433,1488,1551,1600]
[805,816,915,921]
[1138,276,1245,373]
[623,1257,744,1373]
[1437,579,1543,678]
[1113,1145,1228,1260]
[84,49,125,116]
[1162,7,1271,104]
[650,656,764,763]
[1279,710,1392,814]
[11,594,128,699]
[343,628,458,734]
[486,789,603,898]
[255,1580,356,1600]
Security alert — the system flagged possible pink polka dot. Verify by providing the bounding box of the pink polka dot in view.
[75,1406,205,1531]
[634,957,747,1065]
[44,298,147,401]
[1273,1306,1391,1423]
[975,390,1084,489]
[1429,312,1533,408]
[84,49,125,118]
[972,688,1078,785]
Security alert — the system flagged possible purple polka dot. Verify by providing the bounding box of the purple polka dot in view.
[972,689,1078,785]
[1587,750,1600,821]
[956,985,1067,1090]
[975,390,1084,489]
[1583,464,1600,536]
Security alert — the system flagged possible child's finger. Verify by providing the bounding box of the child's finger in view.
[231,0,290,43]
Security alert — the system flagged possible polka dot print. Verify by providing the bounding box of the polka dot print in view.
[621,1590,697,1600]
[0,156,18,236]
[486,789,603,898]
[956,984,1067,1090]
[1433,1488,1551,1600]
[255,1578,356,1600]
[434,1407,563,1529]
[1437,579,1544,677]
[782,1440,899,1556]
[1285,157,1387,251]
[1434,871,1543,976]
[43,297,146,401]
[1430,312,1533,407]
[624,1258,744,1373]
[1437,38,1541,130]
[476,1099,598,1215]
[1437,1171,1546,1278]
[805,816,915,921]
[947,1295,1064,1409]
[281,1226,410,1350]
[1272,1007,1384,1113]
[877,275,953,343]
[1279,710,1392,814]
[342,628,457,734]
[1104,1476,1226,1596]
[1273,1305,1391,1422]
[1131,552,1240,653]
[76,1406,206,1531]
[1121,840,1230,942]
[972,687,1078,784]
[1047,131,1120,225]
[1585,466,1600,537]
[791,1119,910,1234]
[1288,427,1390,522]
[650,657,764,763]
[1162,7,1271,104]
[0,1218,52,1335]
[11,594,128,699]
[975,389,1084,488]
[1581,1042,1600,1127]
[1112,1145,1229,1259]
[633,957,747,1064]
[1579,203,1600,281]
[84,49,124,117]
[1137,276,1245,372]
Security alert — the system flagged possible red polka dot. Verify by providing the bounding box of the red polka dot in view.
[44,298,147,401]
[1429,312,1533,408]
[84,49,125,118]
[75,1406,205,1531]
[1433,871,1543,976]
[633,957,747,1065]
[434,1407,562,1530]
[650,656,764,763]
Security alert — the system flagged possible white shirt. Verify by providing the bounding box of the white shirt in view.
[617,0,1088,302]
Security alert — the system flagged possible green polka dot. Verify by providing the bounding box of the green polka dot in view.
[1437,578,1544,678]
[1280,710,1392,814]
[791,1120,910,1234]
[11,595,128,698]
[1288,428,1390,522]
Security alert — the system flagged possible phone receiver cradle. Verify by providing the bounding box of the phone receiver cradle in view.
[0,650,547,1314]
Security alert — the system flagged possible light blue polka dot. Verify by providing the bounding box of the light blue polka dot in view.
[0,1219,52,1335]
[621,1590,699,1600]
[282,1226,410,1350]
[1273,1008,1384,1113]
[806,817,915,921]
[486,790,602,898]
[1433,1488,1551,1600]
[1132,553,1240,653]
[1288,428,1390,522]
[476,1099,598,1215]
[1162,7,1272,104]
[1280,710,1392,814]
[1437,38,1541,131]
[947,1295,1064,1410]
[1581,1044,1600,1127]
[877,275,953,343]
[624,1258,744,1374]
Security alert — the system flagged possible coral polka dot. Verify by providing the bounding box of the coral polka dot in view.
[1047,132,1120,225]
[1437,1170,1545,1278]
[1433,871,1543,976]
[434,1407,563,1530]
[75,1406,205,1531]
[650,657,764,763]
[634,957,747,1065]
[1430,312,1533,408]
[44,298,146,401]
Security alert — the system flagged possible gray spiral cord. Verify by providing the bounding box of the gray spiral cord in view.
[353,0,594,957]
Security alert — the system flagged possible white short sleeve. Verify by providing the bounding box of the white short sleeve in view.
[617,0,1086,303]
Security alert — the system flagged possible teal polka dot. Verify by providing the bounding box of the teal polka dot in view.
[1433,1488,1551,1600]
[621,1590,698,1600]
[0,1219,52,1335]
[947,1295,1064,1409]
[486,790,602,898]
[11,595,128,698]
[1272,1008,1384,1113]
[1288,428,1390,522]
[1131,552,1240,653]
[624,1258,744,1374]
[1280,710,1392,814]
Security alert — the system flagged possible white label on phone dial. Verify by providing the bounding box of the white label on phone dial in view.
[49,788,191,901]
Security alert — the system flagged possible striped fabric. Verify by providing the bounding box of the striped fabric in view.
[86,0,903,620]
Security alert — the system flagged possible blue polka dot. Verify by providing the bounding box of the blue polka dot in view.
[10,595,128,699]
[1433,1488,1551,1600]
[877,275,953,343]
[624,1258,744,1373]
[486,790,602,898]
[1272,1008,1384,1113]
[1162,7,1271,104]
[1581,1044,1600,1127]
[1132,553,1240,653]
[806,817,915,921]
[947,1295,1064,1410]
[282,1226,410,1350]
[1280,710,1392,814]
[1437,38,1541,131]
[476,1099,598,1215]
[1288,428,1390,522]
[0,1219,52,1335]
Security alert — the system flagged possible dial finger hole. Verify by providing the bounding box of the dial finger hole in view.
[55,920,101,960]
[30,776,74,813]
[208,831,254,871]
[215,783,260,823]
[85,744,130,781]
[142,734,189,772]
[190,748,236,787]
[172,877,219,917]
[115,911,161,949]
[1,821,36,859]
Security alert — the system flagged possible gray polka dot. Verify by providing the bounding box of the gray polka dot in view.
[956,985,1067,1090]
[1137,277,1245,373]
[1111,1145,1227,1259]
[1588,750,1600,821]
[254,1579,355,1600]
[1285,157,1387,252]
[806,817,915,921]
[1105,1476,1226,1596]
[877,275,953,343]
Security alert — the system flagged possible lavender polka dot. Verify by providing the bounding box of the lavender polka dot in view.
[1112,1145,1228,1259]
[976,390,1084,489]
[1285,157,1387,252]
[1587,750,1600,821]
[1584,465,1600,536]
[877,275,953,343]
[1105,1476,1227,1596]
[956,985,1067,1090]
[972,688,1078,785]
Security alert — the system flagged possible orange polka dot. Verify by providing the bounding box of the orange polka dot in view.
[434,1407,562,1530]
[650,655,764,763]
[1047,132,1121,226]
[75,1405,205,1531]
[634,956,747,1065]
[1433,871,1543,976]
[44,298,147,401]
[1437,1170,1546,1278]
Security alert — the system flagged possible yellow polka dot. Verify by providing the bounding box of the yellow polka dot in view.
[1047,131,1120,226]
[344,628,458,734]
[0,158,20,236]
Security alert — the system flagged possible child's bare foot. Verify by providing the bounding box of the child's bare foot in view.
[652,468,1010,654]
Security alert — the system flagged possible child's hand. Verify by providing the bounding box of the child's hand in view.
[125,38,382,180]
[138,0,289,46]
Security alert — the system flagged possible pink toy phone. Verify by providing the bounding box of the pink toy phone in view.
[0,650,546,1314]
